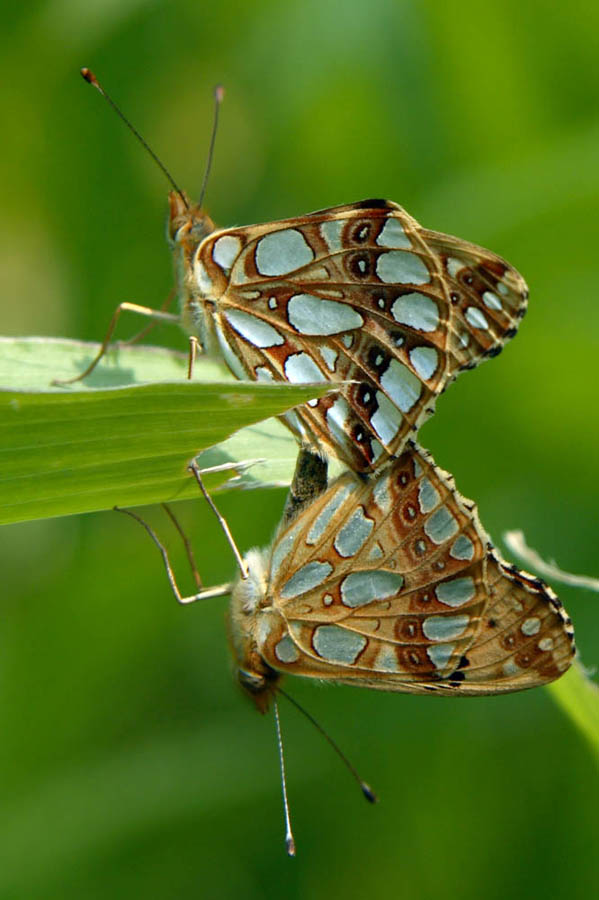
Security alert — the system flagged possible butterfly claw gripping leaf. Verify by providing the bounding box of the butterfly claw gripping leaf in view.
[228,444,574,706]
[170,196,528,472]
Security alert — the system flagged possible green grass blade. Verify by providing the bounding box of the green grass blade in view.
[548,662,599,761]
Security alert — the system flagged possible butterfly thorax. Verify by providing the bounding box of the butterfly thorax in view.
[168,190,218,351]
[229,548,282,711]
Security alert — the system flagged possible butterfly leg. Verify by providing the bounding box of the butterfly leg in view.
[187,336,199,380]
[52,301,180,385]
[116,287,177,348]
[188,461,248,579]
[161,502,203,589]
[114,505,231,604]
[280,446,328,528]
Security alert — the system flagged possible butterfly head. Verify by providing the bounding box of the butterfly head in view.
[167,190,216,251]
[228,548,281,712]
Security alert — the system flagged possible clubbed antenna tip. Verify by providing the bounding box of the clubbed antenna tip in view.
[361,782,378,804]
[80,67,98,87]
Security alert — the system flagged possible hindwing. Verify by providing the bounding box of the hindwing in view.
[252,443,574,695]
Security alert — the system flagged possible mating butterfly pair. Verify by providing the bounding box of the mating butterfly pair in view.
[169,200,573,701]
[165,185,573,698]
[75,71,573,696]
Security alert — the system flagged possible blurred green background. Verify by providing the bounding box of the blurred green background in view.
[1,1,598,897]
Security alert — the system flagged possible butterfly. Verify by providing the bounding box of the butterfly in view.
[75,70,529,474]
[170,194,528,473]
[227,443,574,708]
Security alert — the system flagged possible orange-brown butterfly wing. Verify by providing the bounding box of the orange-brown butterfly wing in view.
[254,443,573,694]
[190,202,528,471]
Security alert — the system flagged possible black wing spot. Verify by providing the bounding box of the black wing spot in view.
[355,198,393,210]
[483,345,502,359]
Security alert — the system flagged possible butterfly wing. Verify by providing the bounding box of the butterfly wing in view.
[192,201,528,471]
[454,554,575,693]
[255,443,574,695]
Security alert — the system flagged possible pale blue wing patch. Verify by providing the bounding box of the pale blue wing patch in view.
[339,570,404,608]
[333,506,374,558]
[306,483,353,545]
[371,392,403,444]
[224,309,285,348]
[435,576,476,608]
[424,505,458,544]
[390,293,439,332]
[212,234,242,271]
[283,352,328,384]
[280,561,333,600]
[375,216,412,249]
[426,642,456,670]
[376,251,430,285]
[380,359,422,413]
[450,534,475,561]
[312,624,367,664]
[255,228,314,276]
[409,346,439,381]
[286,293,364,335]
[418,477,441,514]
[422,614,470,641]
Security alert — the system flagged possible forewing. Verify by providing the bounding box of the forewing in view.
[257,443,574,695]
[193,201,527,471]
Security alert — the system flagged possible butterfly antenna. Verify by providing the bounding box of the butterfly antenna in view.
[188,461,248,579]
[273,697,296,857]
[277,686,378,804]
[198,84,224,209]
[80,67,189,209]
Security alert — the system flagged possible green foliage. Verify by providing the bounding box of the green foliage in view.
[0,338,326,522]
[549,662,599,759]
